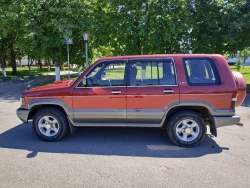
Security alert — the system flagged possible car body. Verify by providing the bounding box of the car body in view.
[16,54,246,147]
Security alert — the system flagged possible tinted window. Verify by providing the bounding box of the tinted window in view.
[129,60,176,86]
[183,58,220,86]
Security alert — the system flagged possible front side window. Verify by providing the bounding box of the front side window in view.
[129,59,176,86]
[183,58,221,86]
[86,61,126,87]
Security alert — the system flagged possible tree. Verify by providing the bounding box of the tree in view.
[0,0,26,75]
[89,0,190,55]
[187,0,250,54]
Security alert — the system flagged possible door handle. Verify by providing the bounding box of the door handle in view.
[163,89,174,93]
[111,91,121,95]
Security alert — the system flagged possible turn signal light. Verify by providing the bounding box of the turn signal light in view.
[20,97,25,106]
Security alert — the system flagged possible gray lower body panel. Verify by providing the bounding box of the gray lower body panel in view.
[126,109,164,124]
[73,109,126,122]
[213,115,240,128]
[16,108,30,123]
[70,122,162,127]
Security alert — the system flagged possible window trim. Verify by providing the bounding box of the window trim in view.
[182,57,221,86]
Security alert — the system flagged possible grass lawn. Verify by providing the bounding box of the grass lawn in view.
[0,66,58,79]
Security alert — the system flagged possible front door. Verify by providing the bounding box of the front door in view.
[126,58,180,125]
[72,60,127,123]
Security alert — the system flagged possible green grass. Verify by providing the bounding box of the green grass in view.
[0,67,56,79]
[230,65,250,90]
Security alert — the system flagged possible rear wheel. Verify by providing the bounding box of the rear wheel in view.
[33,107,68,141]
[167,111,207,147]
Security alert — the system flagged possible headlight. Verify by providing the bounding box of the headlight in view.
[20,97,25,106]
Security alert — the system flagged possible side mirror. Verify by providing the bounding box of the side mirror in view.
[82,76,87,86]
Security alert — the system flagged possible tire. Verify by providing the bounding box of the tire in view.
[33,107,69,141]
[167,110,207,147]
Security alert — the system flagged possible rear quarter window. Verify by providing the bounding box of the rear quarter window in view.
[183,58,221,86]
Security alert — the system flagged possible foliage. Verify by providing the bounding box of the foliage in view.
[90,0,190,55]
[0,0,250,76]
[235,59,242,71]
[239,47,250,64]
[186,0,250,54]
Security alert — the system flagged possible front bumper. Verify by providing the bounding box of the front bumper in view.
[213,115,240,128]
[16,108,30,123]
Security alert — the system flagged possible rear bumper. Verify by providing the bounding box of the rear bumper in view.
[213,115,240,128]
[16,108,30,123]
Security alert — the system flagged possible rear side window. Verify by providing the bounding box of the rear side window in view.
[129,59,177,86]
[183,58,221,86]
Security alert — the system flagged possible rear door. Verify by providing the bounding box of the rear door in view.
[126,58,180,124]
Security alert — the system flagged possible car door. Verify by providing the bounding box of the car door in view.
[126,58,180,124]
[72,60,127,123]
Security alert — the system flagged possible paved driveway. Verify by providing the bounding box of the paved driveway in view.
[0,77,249,188]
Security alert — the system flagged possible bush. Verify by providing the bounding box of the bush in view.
[235,59,242,71]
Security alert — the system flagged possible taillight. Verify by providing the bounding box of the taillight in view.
[231,95,237,109]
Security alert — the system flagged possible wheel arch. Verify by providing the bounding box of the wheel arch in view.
[163,105,212,127]
[27,99,73,120]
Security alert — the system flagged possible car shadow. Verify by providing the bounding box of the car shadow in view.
[0,123,226,158]
[240,93,250,107]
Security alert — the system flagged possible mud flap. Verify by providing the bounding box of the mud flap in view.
[209,117,217,137]
[67,117,77,134]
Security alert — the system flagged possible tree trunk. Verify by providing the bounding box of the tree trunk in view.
[55,58,60,81]
[30,59,34,75]
[47,59,51,72]
[38,59,42,69]
[0,55,6,77]
[10,43,17,75]
[28,65,31,76]
[27,56,33,76]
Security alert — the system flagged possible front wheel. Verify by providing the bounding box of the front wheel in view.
[33,107,69,141]
[167,111,207,147]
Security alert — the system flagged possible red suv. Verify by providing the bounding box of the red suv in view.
[16,54,246,147]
